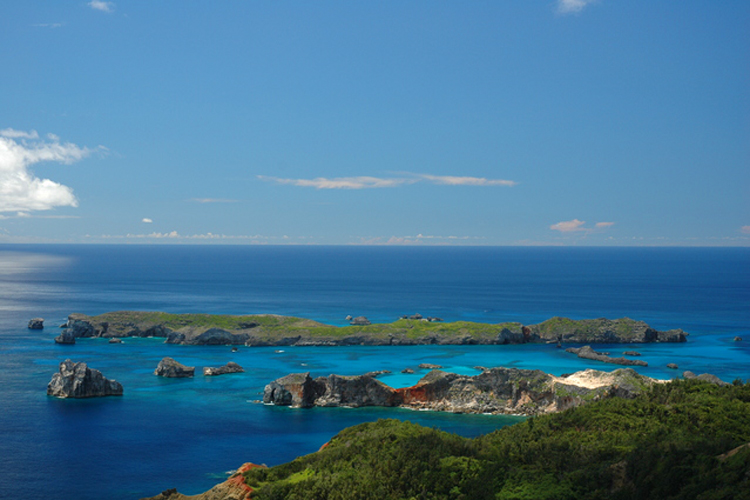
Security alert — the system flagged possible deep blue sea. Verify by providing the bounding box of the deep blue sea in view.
[0,244,748,499]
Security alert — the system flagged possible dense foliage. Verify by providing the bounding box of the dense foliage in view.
[243,379,750,500]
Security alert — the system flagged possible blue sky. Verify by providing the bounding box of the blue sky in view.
[1,0,748,246]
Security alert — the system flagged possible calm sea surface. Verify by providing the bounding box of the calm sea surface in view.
[0,244,748,499]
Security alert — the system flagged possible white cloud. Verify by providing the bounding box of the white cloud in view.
[142,218,153,223]
[31,23,63,29]
[88,1,115,13]
[558,0,597,14]
[550,219,587,232]
[258,173,517,190]
[418,174,516,187]
[741,226,750,234]
[595,222,615,229]
[0,130,94,213]
[258,175,413,189]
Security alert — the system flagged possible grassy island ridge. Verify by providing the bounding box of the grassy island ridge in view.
[66,311,688,346]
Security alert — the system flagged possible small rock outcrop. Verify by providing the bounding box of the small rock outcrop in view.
[419,363,443,370]
[734,336,743,342]
[154,357,195,378]
[667,363,679,369]
[47,359,123,398]
[623,351,641,356]
[54,331,76,344]
[28,318,44,329]
[566,346,648,366]
[203,362,244,376]
[349,316,371,326]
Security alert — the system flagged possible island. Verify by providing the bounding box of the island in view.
[62,311,687,346]
[263,367,659,416]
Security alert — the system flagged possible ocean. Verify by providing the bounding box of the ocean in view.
[0,244,748,499]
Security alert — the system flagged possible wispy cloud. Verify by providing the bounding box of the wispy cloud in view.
[741,226,750,234]
[0,128,101,213]
[258,175,414,190]
[88,1,115,13]
[0,128,39,139]
[557,0,597,14]
[417,174,517,187]
[142,218,153,223]
[31,23,63,29]
[258,173,517,190]
[550,219,615,233]
[189,198,239,203]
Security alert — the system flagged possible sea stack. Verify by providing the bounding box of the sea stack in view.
[28,318,44,329]
[154,357,195,378]
[47,359,123,398]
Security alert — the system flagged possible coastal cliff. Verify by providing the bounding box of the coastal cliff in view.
[263,367,658,416]
[62,311,687,346]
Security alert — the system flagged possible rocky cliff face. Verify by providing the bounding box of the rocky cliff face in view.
[47,359,123,398]
[263,367,657,416]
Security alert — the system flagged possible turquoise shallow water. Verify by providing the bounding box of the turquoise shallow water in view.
[0,245,748,499]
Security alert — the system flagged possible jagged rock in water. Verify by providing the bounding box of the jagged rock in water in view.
[419,363,443,369]
[401,368,414,374]
[623,351,642,356]
[47,359,123,398]
[54,331,76,344]
[734,336,743,342]
[667,363,679,369]
[109,338,123,343]
[28,318,44,329]
[203,362,244,376]
[154,357,195,378]
[566,345,648,366]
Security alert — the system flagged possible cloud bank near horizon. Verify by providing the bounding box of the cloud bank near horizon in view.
[258,173,517,190]
[0,129,96,213]
[550,219,615,233]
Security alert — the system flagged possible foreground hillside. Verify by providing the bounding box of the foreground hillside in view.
[145,379,750,500]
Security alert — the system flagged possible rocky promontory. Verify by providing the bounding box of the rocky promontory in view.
[60,311,688,347]
[47,359,123,398]
[263,367,658,416]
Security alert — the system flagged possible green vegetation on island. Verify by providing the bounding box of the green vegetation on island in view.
[240,379,750,500]
[65,311,687,345]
